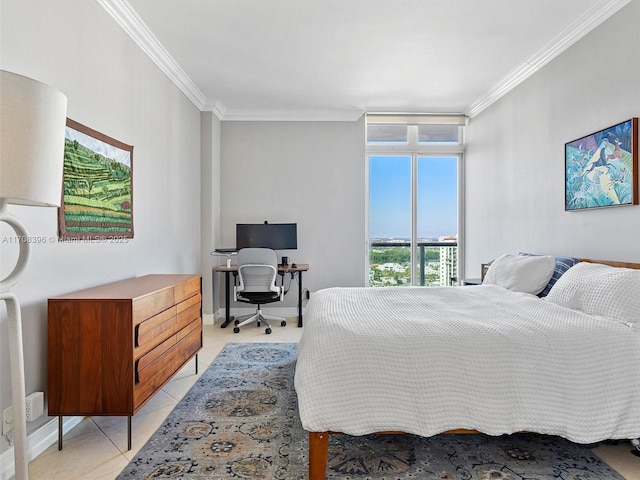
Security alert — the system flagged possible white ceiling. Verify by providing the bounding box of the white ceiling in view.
[100,0,631,120]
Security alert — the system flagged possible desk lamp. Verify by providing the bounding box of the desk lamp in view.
[0,70,67,480]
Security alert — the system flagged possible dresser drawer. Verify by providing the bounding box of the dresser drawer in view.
[135,306,177,352]
[134,323,202,408]
[175,276,201,303]
[133,287,175,322]
[176,294,201,331]
[136,333,177,374]
[176,316,201,341]
[136,318,200,373]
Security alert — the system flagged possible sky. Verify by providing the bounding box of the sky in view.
[369,155,458,239]
[65,126,131,167]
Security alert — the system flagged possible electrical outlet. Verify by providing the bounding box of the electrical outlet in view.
[1,392,44,435]
[2,406,13,435]
[25,392,44,421]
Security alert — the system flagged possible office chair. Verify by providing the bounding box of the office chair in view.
[233,248,287,334]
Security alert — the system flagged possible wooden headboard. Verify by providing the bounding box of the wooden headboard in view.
[579,258,640,270]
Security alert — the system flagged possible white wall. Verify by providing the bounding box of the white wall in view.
[464,0,640,273]
[201,112,222,314]
[219,119,366,310]
[0,0,202,452]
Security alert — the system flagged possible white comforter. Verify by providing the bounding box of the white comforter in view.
[294,285,640,443]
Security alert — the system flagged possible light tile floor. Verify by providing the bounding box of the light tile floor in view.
[28,317,302,480]
[28,318,640,480]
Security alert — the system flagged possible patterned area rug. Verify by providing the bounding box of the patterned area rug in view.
[117,343,623,479]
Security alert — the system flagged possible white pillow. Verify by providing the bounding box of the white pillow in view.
[482,253,555,295]
[544,262,640,323]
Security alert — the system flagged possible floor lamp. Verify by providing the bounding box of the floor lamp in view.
[0,70,67,480]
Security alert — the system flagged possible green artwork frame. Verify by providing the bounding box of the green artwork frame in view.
[58,119,133,240]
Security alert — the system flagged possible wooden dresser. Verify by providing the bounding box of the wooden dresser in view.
[48,274,202,449]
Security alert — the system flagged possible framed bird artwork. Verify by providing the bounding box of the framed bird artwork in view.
[565,117,637,211]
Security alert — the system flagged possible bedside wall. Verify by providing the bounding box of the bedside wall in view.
[465,0,640,271]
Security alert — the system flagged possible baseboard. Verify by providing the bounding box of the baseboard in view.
[0,416,83,480]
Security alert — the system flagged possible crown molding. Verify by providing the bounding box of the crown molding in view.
[202,99,227,120]
[219,109,365,122]
[465,0,632,118]
[96,0,207,110]
[99,0,629,121]
[202,101,364,122]
[97,0,362,121]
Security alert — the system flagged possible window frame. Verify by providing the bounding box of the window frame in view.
[366,123,466,286]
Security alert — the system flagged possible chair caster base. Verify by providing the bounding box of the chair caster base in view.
[281,320,287,327]
[265,327,272,334]
[233,326,240,333]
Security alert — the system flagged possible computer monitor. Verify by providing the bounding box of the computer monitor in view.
[236,223,297,250]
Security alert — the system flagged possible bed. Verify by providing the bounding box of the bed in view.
[294,255,640,479]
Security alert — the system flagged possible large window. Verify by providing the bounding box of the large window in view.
[367,115,465,286]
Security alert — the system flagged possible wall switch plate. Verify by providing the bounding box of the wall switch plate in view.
[2,406,13,435]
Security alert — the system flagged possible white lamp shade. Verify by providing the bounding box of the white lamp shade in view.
[0,70,67,207]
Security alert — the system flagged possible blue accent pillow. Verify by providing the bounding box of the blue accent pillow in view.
[517,253,580,297]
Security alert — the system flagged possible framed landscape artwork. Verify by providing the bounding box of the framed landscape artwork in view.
[565,117,638,211]
[58,119,134,240]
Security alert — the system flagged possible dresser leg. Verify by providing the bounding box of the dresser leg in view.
[195,353,198,374]
[127,416,132,450]
[57,416,63,450]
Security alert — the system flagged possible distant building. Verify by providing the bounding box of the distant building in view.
[439,241,458,286]
[377,262,407,273]
[370,235,458,286]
